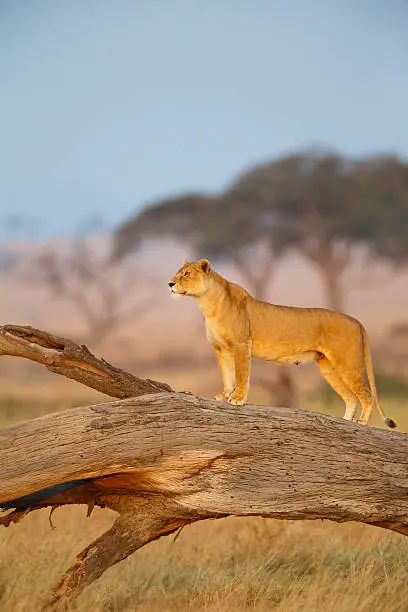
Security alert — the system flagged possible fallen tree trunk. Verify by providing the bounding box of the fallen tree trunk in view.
[1,325,408,610]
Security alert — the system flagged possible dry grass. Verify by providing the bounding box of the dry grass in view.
[2,509,408,612]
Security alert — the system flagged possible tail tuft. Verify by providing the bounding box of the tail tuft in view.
[385,418,397,429]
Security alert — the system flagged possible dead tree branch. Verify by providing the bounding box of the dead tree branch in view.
[1,325,408,609]
[0,324,172,398]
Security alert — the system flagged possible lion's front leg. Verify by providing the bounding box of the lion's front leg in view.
[227,342,251,406]
[214,346,236,401]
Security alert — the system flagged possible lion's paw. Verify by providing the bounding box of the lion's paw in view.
[227,393,246,406]
[215,392,230,401]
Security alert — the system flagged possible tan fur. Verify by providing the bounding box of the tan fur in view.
[169,259,396,428]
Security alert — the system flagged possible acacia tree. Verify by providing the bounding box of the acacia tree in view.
[228,151,361,311]
[34,234,153,346]
[114,151,408,313]
[113,192,290,300]
[113,193,213,261]
[230,150,408,312]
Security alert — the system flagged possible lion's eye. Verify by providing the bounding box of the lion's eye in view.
[183,272,190,278]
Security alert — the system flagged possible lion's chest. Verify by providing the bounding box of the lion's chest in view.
[205,318,230,348]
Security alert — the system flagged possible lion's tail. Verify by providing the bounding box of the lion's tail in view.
[362,326,397,429]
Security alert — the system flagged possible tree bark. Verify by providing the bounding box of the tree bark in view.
[1,325,408,609]
[300,240,351,312]
[321,265,344,312]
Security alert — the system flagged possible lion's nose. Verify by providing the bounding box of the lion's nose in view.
[168,282,175,288]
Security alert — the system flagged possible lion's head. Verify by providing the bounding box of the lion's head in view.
[168,259,211,297]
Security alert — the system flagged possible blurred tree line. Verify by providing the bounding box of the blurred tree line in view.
[0,215,153,346]
[113,148,408,313]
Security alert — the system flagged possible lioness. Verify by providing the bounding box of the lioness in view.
[169,258,396,428]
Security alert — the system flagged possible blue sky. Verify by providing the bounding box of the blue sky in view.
[1,0,407,236]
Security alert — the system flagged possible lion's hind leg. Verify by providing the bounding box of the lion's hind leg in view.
[338,366,373,425]
[317,357,359,421]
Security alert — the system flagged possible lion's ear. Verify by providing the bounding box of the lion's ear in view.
[199,259,211,273]
[183,260,190,266]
